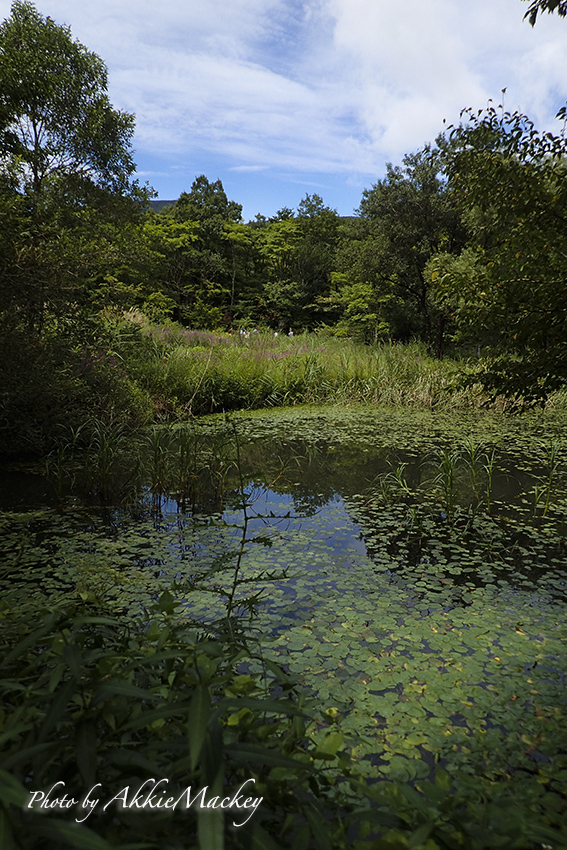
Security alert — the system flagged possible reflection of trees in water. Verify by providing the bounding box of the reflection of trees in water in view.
[237,437,413,514]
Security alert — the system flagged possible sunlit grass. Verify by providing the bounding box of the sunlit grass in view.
[134,326,479,417]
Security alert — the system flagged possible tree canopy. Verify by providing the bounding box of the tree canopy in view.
[429,107,567,402]
[348,144,465,352]
[0,1,148,337]
[0,1,136,207]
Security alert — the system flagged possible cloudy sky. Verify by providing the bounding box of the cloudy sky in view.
[2,0,566,219]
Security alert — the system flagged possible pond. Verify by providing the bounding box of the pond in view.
[1,405,567,820]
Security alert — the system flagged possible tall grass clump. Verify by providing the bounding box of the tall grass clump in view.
[131,325,481,418]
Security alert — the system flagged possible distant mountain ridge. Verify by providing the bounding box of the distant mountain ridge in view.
[148,199,175,212]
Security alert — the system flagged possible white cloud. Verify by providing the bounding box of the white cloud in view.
[325,0,567,161]
[1,0,566,199]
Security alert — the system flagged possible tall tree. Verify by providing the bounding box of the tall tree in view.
[523,0,567,25]
[0,1,147,335]
[330,218,405,343]
[172,175,242,225]
[258,195,338,330]
[355,144,465,354]
[295,194,339,316]
[0,1,136,211]
[163,177,255,327]
[429,107,567,402]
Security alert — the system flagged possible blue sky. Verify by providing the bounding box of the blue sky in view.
[2,0,567,220]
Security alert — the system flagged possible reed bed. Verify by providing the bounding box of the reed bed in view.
[134,328,480,417]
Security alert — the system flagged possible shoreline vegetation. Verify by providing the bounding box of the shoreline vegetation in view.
[4,315,567,460]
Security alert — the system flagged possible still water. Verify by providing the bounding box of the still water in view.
[1,405,567,788]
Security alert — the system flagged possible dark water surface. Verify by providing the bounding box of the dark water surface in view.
[2,405,567,788]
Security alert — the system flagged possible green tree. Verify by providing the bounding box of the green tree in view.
[0,1,148,334]
[257,195,339,330]
[0,3,153,450]
[172,175,242,225]
[429,107,567,402]
[0,1,136,209]
[295,194,339,324]
[161,177,261,328]
[143,214,200,316]
[354,144,465,354]
[329,218,405,342]
[257,216,303,327]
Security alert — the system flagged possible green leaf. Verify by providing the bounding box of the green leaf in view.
[95,681,154,701]
[313,731,343,759]
[225,743,309,770]
[198,808,224,850]
[305,804,333,850]
[218,696,306,717]
[122,701,193,733]
[37,678,78,744]
[34,819,115,850]
[76,722,97,788]
[250,823,282,850]
[63,644,83,679]
[0,769,28,807]
[188,684,211,772]
[3,620,55,665]
[0,811,18,850]
[158,590,176,614]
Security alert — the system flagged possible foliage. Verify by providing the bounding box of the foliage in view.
[429,106,567,402]
[1,3,566,443]
[256,195,339,331]
[523,0,567,25]
[0,1,136,206]
[153,177,264,328]
[330,220,405,343]
[0,3,159,452]
[352,144,466,354]
[0,597,353,849]
[0,314,154,455]
[172,175,242,224]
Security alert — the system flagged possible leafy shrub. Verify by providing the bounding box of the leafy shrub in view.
[0,321,152,457]
[0,594,352,850]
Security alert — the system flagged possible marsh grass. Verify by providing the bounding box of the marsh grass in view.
[374,440,504,525]
[134,328,479,417]
[371,436,566,541]
[47,419,138,506]
[48,417,240,512]
[532,439,563,521]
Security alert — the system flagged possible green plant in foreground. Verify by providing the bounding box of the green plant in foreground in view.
[0,596,350,850]
[2,595,563,850]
